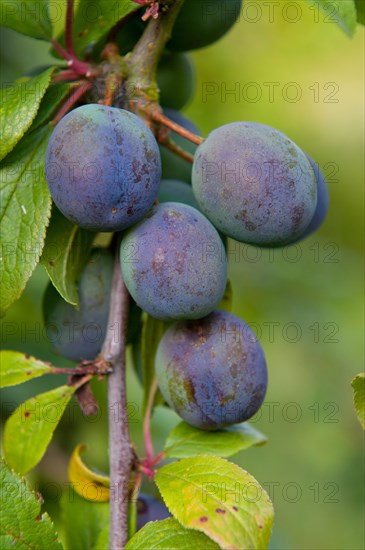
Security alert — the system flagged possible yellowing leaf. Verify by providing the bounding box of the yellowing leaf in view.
[155,456,274,550]
[0,350,54,388]
[3,385,75,474]
[68,444,110,502]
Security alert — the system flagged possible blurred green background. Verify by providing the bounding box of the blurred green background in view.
[0,2,364,549]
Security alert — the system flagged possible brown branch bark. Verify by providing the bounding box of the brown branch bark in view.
[102,243,133,550]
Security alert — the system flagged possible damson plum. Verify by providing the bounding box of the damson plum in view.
[168,0,243,52]
[45,104,161,232]
[192,122,317,246]
[300,156,329,238]
[155,310,268,430]
[120,203,227,321]
[160,109,200,183]
[157,52,195,110]
[158,179,199,209]
[137,495,170,530]
[43,248,114,361]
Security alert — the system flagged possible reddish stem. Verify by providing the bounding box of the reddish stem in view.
[139,464,154,479]
[51,39,93,76]
[159,137,194,164]
[65,0,76,57]
[151,109,204,145]
[53,69,80,82]
[53,81,92,125]
[143,377,158,462]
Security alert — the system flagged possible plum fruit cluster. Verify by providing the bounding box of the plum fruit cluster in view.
[44,1,329,432]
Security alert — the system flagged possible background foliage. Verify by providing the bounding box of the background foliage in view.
[0,2,364,548]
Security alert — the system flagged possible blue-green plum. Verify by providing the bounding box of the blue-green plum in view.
[300,156,329,238]
[168,0,243,51]
[158,179,199,209]
[120,203,227,321]
[157,52,195,110]
[43,248,113,361]
[192,122,317,246]
[45,104,161,232]
[137,494,170,530]
[160,109,200,183]
[155,310,268,430]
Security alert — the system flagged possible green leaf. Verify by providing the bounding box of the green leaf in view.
[355,0,365,24]
[41,206,95,306]
[307,0,357,36]
[125,518,221,550]
[61,487,109,550]
[93,526,108,550]
[352,373,365,429]
[141,314,167,414]
[0,125,52,317]
[30,83,70,131]
[155,456,274,550]
[0,1,52,40]
[3,385,76,474]
[62,0,140,57]
[0,67,54,161]
[164,422,267,459]
[0,459,63,549]
[0,350,54,388]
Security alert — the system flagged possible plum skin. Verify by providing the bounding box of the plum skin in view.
[45,104,161,232]
[43,248,114,361]
[137,494,170,530]
[301,156,329,238]
[120,203,227,321]
[155,310,268,430]
[192,121,317,246]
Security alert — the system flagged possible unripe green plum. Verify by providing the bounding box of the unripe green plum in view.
[157,52,195,110]
[192,122,317,246]
[158,179,199,209]
[160,109,200,183]
[156,310,268,430]
[168,0,243,51]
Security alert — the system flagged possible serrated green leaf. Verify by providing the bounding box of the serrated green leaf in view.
[141,314,167,414]
[61,487,109,550]
[164,422,267,459]
[53,0,140,59]
[3,385,76,474]
[352,373,365,429]
[0,67,54,161]
[155,456,274,550]
[0,459,63,549]
[30,82,70,131]
[0,350,54,388]
[68,444,110,502]
[307,0,357,36]
[355,0,365,24]
[0,1,53,40]
[0,125,52,317]
[41,206,95,306]
[125,518,221,550]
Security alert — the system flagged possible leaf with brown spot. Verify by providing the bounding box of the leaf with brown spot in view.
[3,385,76,474]
[155,456,274,550]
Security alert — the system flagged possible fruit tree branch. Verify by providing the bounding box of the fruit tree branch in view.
[101,241,133,550]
